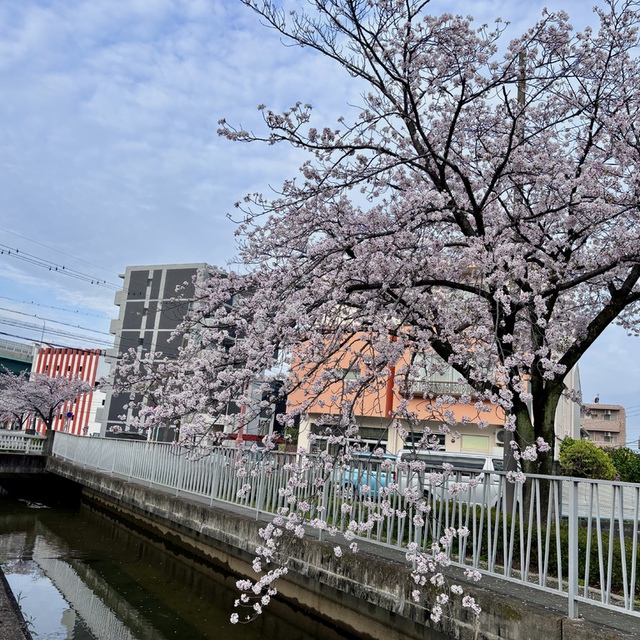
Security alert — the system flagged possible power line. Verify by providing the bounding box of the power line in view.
[0,317,114,347]
[0,307,112,336]
[0,330,108,351]
[0,244,121,290]
[0,226,120,278]
[0,295,110,319]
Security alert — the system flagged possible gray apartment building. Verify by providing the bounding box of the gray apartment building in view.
[98,263,207,436]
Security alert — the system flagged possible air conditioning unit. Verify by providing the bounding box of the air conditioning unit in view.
[495,429,505,446]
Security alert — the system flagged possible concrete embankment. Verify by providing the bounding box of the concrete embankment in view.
[46,458,640,640]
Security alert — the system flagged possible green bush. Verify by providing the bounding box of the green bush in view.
[558,438,616,480]
[605,447,640,483]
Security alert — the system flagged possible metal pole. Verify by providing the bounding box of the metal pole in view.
[568,479,579,618]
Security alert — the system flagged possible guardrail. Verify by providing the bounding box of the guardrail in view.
[51,432,640,621]
[0,431,47,454]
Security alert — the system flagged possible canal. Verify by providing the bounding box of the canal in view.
[0,483,361,640]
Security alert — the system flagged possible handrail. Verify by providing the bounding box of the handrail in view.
[0,431,47,455]
[50,432,640,621]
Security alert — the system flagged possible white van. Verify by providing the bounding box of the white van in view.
[396,450,506,507]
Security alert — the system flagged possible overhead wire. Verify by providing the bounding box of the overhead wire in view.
[0,306,112,336]
[0,226,119,278]
[0,243,121,290]
[0,330,108,351]
[0,317,113,347]
[0,295,110,319]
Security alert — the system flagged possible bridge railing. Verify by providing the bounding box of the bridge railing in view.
[0,431,47,454]
[51,432,640,621]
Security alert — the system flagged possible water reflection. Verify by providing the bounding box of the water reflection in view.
[5,555,95,639]
[0,498,360,640]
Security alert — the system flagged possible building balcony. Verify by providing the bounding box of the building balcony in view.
[109,318,122,335]
[402,379,476,398]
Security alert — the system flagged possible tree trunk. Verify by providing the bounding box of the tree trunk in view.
[514,386,563,517]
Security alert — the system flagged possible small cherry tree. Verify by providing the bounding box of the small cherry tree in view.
[0,370,93,433]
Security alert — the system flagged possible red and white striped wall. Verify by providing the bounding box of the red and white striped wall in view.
[31,347,105,436]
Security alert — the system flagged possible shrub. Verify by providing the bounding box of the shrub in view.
[558,438,616,480]
[605,447,640,483]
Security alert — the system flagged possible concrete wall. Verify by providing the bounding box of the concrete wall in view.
[0,454,46,475]
[45,457,636,640]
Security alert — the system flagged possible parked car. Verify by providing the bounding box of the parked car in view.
[342,452,396,499]
[396,450,507,507]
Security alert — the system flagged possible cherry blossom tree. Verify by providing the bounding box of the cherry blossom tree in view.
[0,380,30,430]
[212,0,640,475]
[117,0,640,625]
[116,0,640,503]
[0,370,93,433]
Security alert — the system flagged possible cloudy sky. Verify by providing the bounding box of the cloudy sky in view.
[1,0,639,446]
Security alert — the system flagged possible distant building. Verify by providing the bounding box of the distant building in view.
[31,346,108,436]
[580,403,626,448]
[99,263,207,437]
[0,337,34,375]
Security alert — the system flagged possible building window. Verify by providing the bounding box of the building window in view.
[404,431,446,450]
[461,434,490,453]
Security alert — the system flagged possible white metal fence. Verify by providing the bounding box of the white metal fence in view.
[0,431,46,454]
[51,432,640,621]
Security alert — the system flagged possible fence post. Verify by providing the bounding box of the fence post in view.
[176,453,185,496]
[210,452,221,506]
[109,439,116,476]
[71,434,79,464]
[148,444,156,487]
[255,466,266,521]
[320,480,330,542]
[568,478,579,618]
[129,442,136,480]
